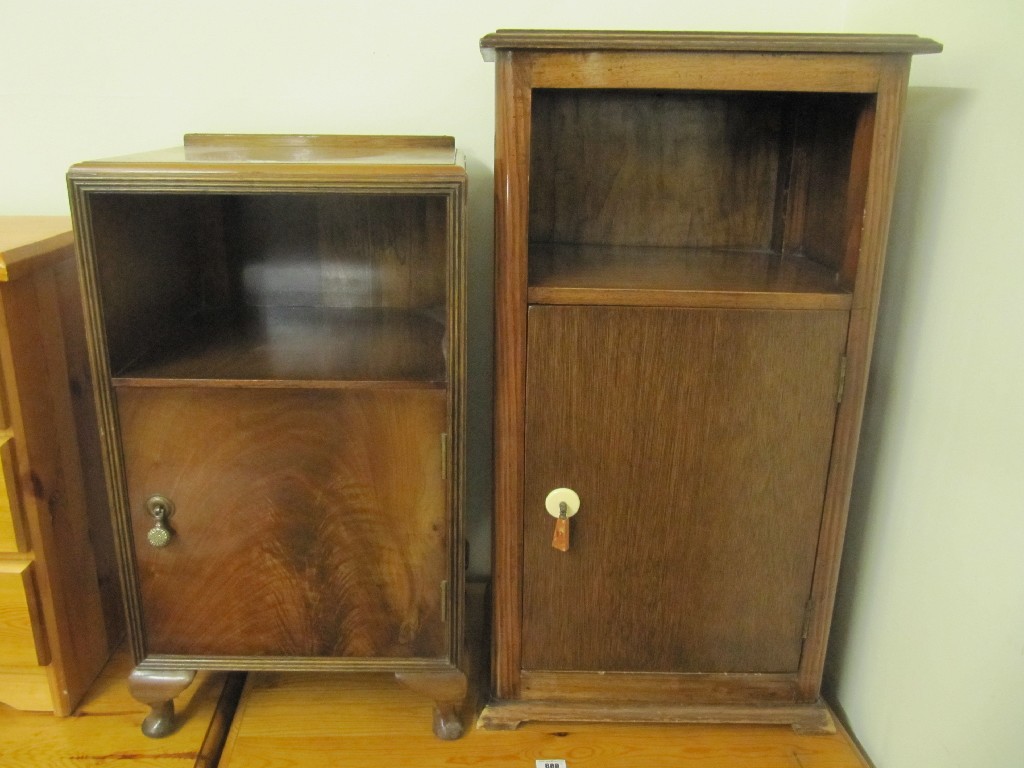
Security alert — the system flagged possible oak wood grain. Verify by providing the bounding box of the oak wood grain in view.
[522,306,848,674]
[528,89,875,282]
[529,90,782,249]
[519,670,802,704]
[797,57,914,699]
[478,699,835,734]
[527,52,886,93]
[117,387,448,660]
[798,95,874,274]
[490,53,532,700]
[484,31,932,720]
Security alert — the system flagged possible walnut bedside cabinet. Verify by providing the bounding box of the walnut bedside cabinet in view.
[480,30,940,731]
[68,135,469,739]
[0,217,121,715]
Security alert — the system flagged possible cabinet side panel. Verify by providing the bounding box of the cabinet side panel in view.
[522,306,848,674]
[797,94,874,274]
[117,387,449,660]
[798,56,912,697]
[87,195,209,375]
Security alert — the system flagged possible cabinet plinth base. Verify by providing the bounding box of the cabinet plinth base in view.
[477,698,836,735]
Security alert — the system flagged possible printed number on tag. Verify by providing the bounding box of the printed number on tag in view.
[536,761,567,768]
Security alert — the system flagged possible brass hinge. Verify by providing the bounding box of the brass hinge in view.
[836,355,848,404]
[802,599,814,640]
[440,432,448,480]
[440,579,449,624]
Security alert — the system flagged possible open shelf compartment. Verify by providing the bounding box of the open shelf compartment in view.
[87,191,450,387]
[528,88,874,309]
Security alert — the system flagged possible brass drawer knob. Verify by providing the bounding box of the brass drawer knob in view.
[145,495,174,548]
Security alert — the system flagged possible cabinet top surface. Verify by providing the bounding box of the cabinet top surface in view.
[0,216,73,281]
[69,134,465,182]
[480,29,942,59]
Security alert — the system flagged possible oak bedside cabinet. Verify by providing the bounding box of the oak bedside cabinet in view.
[480,30,940,731]
[0,217,121,716]
[68,135,469,739]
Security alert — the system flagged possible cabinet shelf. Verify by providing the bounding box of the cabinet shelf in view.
[528,243,852,309]
[111,307,446,389]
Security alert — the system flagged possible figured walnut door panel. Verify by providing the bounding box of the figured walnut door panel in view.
[522,306,848,674]
[115,387,448,659]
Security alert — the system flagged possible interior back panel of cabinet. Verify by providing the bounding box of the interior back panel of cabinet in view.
[223,195,447,311]
[88,193,448,377]
[528,89,871,271]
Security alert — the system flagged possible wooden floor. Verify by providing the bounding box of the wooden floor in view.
[0,649,229,767]
[220,672,869,768]
[1,658,869,768]
[1,583,870,768]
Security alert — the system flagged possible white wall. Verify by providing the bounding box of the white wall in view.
[827,1,1024,765]
[3,2,1021,766]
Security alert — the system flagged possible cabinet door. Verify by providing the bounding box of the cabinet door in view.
[116,387,448,660]
[522,306,848,674]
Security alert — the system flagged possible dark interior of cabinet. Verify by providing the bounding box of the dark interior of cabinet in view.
[87,192,448,385]
[528,89,874,299]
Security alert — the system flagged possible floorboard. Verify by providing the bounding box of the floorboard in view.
[0,584,869,768]
[0,648,228,768]
[219,671,869,768]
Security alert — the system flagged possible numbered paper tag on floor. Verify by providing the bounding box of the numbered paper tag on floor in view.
[536,761,567,768]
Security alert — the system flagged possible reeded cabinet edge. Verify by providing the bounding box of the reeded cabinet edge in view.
[135,655,462,673]
[68,133,465,184]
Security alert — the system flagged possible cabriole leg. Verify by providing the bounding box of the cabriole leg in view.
[395,669,468,740]
[127,666,196,738]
